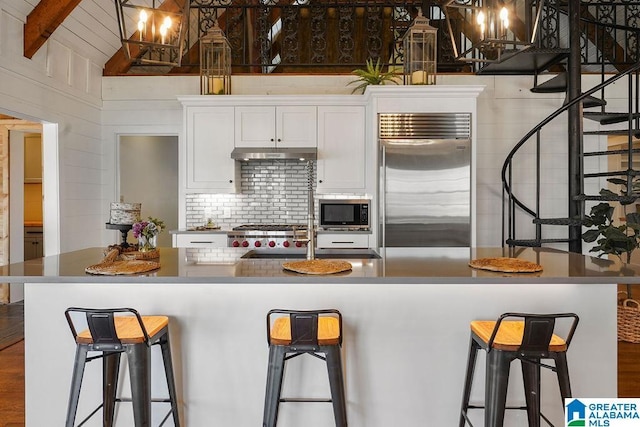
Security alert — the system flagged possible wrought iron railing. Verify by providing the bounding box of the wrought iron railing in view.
[126,0,640,73]
[147,0,464,73]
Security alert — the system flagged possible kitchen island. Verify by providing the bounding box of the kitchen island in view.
[5,246,633,426]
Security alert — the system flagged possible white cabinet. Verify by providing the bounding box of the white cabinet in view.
[173,233,227,248]
[316,106,366,193]
[185,106,236,192]
[317,233,369,248]
[235,106,317,148]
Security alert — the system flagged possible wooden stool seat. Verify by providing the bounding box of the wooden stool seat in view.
[76,316,169,344]
[471,320,568,352]
[270,316,340,346]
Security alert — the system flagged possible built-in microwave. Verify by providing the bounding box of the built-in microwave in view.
[319,199,370,230]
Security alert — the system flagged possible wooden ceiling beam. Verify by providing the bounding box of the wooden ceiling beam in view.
[24,0,83,59]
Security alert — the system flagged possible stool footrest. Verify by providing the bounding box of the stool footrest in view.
[466,404,528,410]
[280,397,332,403]
[115,397,173,403]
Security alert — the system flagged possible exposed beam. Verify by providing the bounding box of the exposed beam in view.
[24,0,83,59]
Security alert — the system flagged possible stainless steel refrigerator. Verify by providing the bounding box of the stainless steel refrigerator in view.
[379,113,471,247]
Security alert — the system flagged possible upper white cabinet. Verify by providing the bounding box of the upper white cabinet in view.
[317,105,366,193]
[185,106,236,192]
[235,106,317,147]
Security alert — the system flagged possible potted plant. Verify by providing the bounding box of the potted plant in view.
[132,217,165,252]
[582,186,640,263]
[347,58,400,94]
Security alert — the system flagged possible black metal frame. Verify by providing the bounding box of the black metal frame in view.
[459,312,579,427]
[263,309,346,427]
[64,307,180,427]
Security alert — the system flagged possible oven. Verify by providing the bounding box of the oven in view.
[227,224,307,249]
[318,199,370,230]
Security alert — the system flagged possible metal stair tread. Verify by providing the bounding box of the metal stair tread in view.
[583,112,640,125]
[477,48,570,75]
[584,129,640,137]
[584,170,640,178]
[533,217,586,226]
[531,73,566,93]
[574,194,640,203]
[584,148,640,157]
[506,238,575,247]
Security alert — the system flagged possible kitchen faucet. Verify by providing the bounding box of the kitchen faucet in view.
[293,160,316,260]
[306,160,316,260]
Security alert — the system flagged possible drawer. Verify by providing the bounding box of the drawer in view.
[317,233,369,248]
[173,233,227,248]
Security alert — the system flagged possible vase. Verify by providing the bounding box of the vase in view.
[138,235,157,252]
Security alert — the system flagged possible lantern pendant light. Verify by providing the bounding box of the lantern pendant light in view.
[403,9,438,85]
[199,22,232,95]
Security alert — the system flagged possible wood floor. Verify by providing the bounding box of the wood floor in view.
[0,295,639,426]
[0,341,24,427]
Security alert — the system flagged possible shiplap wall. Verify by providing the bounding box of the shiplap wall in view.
[0,0,106,253]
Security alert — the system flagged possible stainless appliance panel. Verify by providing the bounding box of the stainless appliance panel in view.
[379,113,471,248]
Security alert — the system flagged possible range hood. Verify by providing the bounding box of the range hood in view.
[231,147,317,161]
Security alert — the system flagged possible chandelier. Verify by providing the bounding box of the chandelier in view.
[115,0,190,66]
[443,0,531,63]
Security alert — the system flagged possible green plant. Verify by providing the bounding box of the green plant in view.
[347,58,399,94]
[582,198,640,263]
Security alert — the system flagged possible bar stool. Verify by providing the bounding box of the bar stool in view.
[263,309,347,427]
[64,307,180,427]
[459,312,579,427]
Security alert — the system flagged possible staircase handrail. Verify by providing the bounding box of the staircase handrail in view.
[501,60,640,217]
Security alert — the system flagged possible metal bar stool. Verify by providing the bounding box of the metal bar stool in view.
[459,312,579,427]
[263,309,347,427]
[64,307,180,427]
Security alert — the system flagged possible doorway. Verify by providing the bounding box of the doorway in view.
[118,136,178,248]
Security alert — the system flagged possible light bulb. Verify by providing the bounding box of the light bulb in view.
[139,9,148,23]
[164,16,172,29]
[476,11,485,26]
[499,7,508,22]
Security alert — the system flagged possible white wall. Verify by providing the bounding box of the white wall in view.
[0,0,104,253]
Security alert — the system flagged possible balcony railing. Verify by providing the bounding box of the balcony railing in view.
[126,0,640,74]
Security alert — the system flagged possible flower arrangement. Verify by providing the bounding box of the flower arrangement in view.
[132,217,165,251]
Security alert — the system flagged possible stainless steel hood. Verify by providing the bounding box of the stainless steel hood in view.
[231,147,317,161]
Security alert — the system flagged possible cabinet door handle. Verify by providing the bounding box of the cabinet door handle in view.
[277,138,281,142]
[191,241,213,244]
[332,241,355,244]
[229,180,233,183]
[319,179,323,183]
[270,138,274,142]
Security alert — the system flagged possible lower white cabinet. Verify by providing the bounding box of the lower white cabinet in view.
[317,233,369,248]
[173,233,227,248]
[317,105,366,193]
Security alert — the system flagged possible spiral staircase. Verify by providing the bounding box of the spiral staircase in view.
[464,0,640,253]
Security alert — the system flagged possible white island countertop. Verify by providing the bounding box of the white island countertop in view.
[3,246,640,284]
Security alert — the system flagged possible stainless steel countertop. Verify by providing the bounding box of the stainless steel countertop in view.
[2,246,640,284]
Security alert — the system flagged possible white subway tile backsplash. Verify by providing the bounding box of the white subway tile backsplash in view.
[186,160,318,228]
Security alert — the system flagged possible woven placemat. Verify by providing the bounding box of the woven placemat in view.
[85,260,160,275]
[282,259,352,275]
[87,248,160,275]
